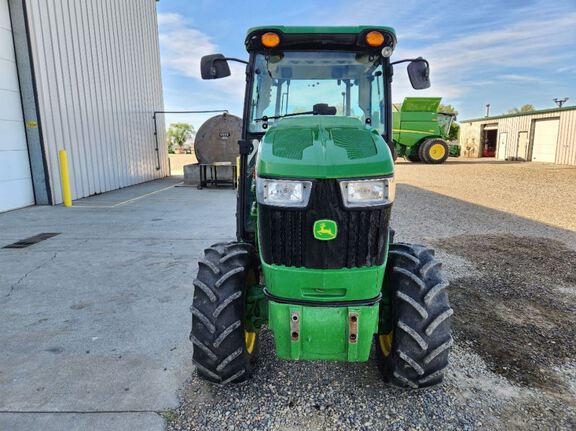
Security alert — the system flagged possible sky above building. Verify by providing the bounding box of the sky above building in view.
[157,0,576,128]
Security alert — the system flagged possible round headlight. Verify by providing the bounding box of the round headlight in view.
[381,46,394,58]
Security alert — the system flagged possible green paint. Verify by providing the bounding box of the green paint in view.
[313,219,337,241]
[268,301,379,361]
[392,97,459,157]
[261,261,386,302]
[240,25,403,362]
[244,284,268,332]
[247,25,396,36]
[257,116,394,179]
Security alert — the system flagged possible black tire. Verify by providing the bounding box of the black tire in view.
[376,242,453,388]
[407,154,420,162]
[417,142,428,163]
[190,242,259,384]
[388,141,399,161]
[420,139,449,164]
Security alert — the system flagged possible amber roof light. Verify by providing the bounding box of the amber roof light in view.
[365,31,385,47]
[261,32,280,48]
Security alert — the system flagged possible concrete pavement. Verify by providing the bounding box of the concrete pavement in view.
[0,177,236,430]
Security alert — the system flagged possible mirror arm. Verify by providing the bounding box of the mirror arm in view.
[391,57,430,79]
[390,58,429,68]
[216,57,249,65]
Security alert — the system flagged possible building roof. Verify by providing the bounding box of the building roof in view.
[462,105,576,123]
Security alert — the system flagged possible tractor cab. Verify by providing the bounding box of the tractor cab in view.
[201,26,430,239]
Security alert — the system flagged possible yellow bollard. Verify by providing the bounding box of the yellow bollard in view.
[58,149,72,207]
[236,155,240,189]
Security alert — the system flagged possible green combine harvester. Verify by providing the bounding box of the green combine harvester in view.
[393,97,460,163]
[190,26,453,388]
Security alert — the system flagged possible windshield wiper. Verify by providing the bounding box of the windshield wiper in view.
[255,111,313,122]
[255,103,336,122]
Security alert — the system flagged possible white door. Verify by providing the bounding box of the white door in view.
[517,131,528,160]
[497,132,507,160]
[0,0,34,212]
[531,118,559,163]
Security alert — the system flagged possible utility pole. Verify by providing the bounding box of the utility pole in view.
[485,104,491,117]
[553,97,569,108]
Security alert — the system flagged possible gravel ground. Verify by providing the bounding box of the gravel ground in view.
[395,159,576,231]
[168,159,576,430]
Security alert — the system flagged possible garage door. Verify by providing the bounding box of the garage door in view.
[531,118,560,163]
[0,0,34,212]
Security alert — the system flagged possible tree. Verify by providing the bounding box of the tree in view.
[506,104,535,114]
[166,122,194,154]
[438,104,459,117]
[448,122,460,141]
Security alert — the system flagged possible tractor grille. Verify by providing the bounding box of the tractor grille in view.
[258,180,391,269]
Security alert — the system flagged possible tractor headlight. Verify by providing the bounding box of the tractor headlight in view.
[339,177,395,207]
[256,177,312,208]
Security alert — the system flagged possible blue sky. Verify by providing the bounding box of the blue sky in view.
[157,0,576,128]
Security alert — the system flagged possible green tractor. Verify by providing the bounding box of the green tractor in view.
[393,97,460,164]
[190,26,453,388]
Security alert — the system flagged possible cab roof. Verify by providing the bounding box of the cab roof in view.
[246,25,396,35]
[245,26,397,53]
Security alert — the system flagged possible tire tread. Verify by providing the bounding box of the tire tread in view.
[376,242,453,388]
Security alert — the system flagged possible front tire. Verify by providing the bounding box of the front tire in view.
[190,242,259,384]
[376,242,453,388]
[420,139,449,164]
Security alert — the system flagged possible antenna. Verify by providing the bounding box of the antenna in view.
[553,97,569,108]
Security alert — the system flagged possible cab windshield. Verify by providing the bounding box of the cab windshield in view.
[248,51,385,133]
[437,113,455,136]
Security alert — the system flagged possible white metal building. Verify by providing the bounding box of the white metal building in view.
[0,0,167,213]
[459,106,576,165]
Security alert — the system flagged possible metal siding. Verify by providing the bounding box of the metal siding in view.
[557,110,576,165]
[459,108,576,166]
[0,0,35,212]
[25,0,167,203]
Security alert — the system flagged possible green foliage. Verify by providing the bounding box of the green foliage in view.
[161,410,177,423]
[166,122,194,154]
[506,104,535,114]
[449,122,460,140]
[438,103,458,117]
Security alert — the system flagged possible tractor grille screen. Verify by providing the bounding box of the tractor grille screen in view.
[258,180,391,269]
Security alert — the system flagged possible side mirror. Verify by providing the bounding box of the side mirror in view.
[200,54,231,80]
[407,58,431,90]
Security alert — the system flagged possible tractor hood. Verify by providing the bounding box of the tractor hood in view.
[256,116,394,179]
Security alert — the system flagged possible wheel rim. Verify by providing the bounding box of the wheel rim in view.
[245,330,256,354]
[429,143,446,160]
[378,331,393,357]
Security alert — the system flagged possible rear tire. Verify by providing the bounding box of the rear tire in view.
[190,242,259,384]
[376,242,453,388]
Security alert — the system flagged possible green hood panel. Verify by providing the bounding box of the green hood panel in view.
[257,116,394,179]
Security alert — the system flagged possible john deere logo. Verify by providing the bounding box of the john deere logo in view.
[313,219,337,241]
